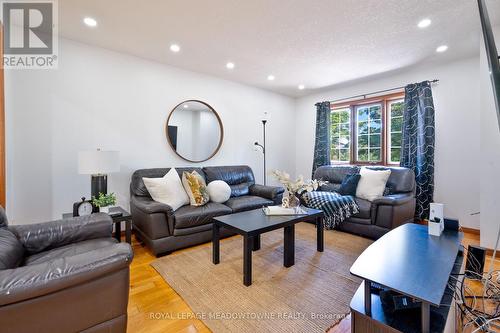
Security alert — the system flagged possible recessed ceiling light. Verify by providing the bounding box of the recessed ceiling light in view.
[436,45,448,53]
[170,44,181,53]
[417,18,431,29]
[226,62,235,69]
[83,17,97,27]
[298,84,305,90]
[183,104,189,109]
[267,75,275,81]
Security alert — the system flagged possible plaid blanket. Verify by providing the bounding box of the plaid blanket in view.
[301,191,359,229]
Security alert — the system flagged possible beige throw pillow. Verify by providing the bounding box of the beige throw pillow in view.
[182,171,209,206]
[355,167,392,201]
[142,168,189,211]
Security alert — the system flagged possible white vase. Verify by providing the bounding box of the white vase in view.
[100,206,110,214]
[282,191,300,208]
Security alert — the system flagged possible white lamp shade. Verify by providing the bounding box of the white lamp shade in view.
[78,150,120,175]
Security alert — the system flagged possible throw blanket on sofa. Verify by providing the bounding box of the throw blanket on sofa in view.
[301,191,359,229]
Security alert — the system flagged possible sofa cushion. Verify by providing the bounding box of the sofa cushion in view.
[207,180,231,203]
[174,203,232,229]
[0,228,24,269]
[353,198,372,219]
[366,166,415,193]
[314,165,360,184]
[203,166,255,197]
[225,196,273,213]
[143,168,190,211]
[181,170,209,206]
[356,167,391,201]
[313,165,415,195]
[23,238,117,266]
[318,183,341,192]
[338,174,361,196]
[131,167,204,197]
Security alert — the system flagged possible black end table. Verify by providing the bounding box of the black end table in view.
[212,207,324,286]
[62,206,132,244]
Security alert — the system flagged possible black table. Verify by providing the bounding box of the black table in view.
[350,223,463,333]
[212,207,323,286]
[62,206,132,244]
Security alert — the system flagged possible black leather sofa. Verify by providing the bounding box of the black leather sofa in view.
[0,207,133,333]
[130,165,284,256]
[314,165,416,239]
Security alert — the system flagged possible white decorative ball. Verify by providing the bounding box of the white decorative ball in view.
[207,180,231,203]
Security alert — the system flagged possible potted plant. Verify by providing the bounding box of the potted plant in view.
[92,192,117,213]
[271,170,326,208]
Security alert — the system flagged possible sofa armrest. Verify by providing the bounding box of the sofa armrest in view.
[0,243,133,306]
[249,184,284,200]
[130,195,174,215]
[372,193,414,206]
[10,214,112,255]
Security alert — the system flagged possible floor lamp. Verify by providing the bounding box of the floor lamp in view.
[254,117,267,185]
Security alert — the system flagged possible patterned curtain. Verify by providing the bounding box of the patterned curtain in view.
[312,101,331,177]
[400,81,435,220]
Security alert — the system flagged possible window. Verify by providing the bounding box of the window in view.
[356,104,382,163]
[330,108,351,163]
[388,100,404,163]
[330,94,404,165]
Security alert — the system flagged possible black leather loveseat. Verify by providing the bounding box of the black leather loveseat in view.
[314,165,416,239]
[130,165,284,256]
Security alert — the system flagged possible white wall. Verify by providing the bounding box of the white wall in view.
[5,37,493,238]
[5,38,295,224]
[295,57,481,229]
[479,26,500,249]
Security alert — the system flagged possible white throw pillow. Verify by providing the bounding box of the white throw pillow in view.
[142,168,189,211]
[355,167,392,202]
[206,180,231,203]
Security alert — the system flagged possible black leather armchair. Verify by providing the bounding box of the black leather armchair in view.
[0,207,133,333]
[130,165,284,256]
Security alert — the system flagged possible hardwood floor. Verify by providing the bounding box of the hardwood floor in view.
[127,229,498,333]
[127,235,211,333]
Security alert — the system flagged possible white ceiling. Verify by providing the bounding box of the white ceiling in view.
[59,0,500,97]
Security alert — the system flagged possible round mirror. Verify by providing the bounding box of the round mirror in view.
[166,100,223,163]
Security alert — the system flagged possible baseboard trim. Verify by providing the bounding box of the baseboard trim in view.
[486,248,497,257]
[461,226,480,235]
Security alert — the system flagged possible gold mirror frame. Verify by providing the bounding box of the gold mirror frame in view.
[165,100,224,163]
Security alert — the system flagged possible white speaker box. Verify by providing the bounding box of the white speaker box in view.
[429,203,444,236]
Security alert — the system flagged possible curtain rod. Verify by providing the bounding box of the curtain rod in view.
[330,79,439,104]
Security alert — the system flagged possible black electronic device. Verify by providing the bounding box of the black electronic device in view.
[444,218,459,231]
[380,289,422,314]
[392,295,422,311]
[370,282,385,294]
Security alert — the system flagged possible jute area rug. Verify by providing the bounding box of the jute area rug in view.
[151,222,372,333]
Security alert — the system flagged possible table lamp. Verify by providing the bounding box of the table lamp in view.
[78,149,120,198]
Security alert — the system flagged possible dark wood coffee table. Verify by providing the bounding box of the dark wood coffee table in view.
[212,207,323,286]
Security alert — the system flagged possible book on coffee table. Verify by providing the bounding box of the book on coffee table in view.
[262,205,308,216]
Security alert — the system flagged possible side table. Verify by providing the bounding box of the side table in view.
[62,206,132,244]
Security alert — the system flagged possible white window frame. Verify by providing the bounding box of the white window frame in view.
[355,103,383,163]
[387,99,404,165]
[330,107,351,164]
